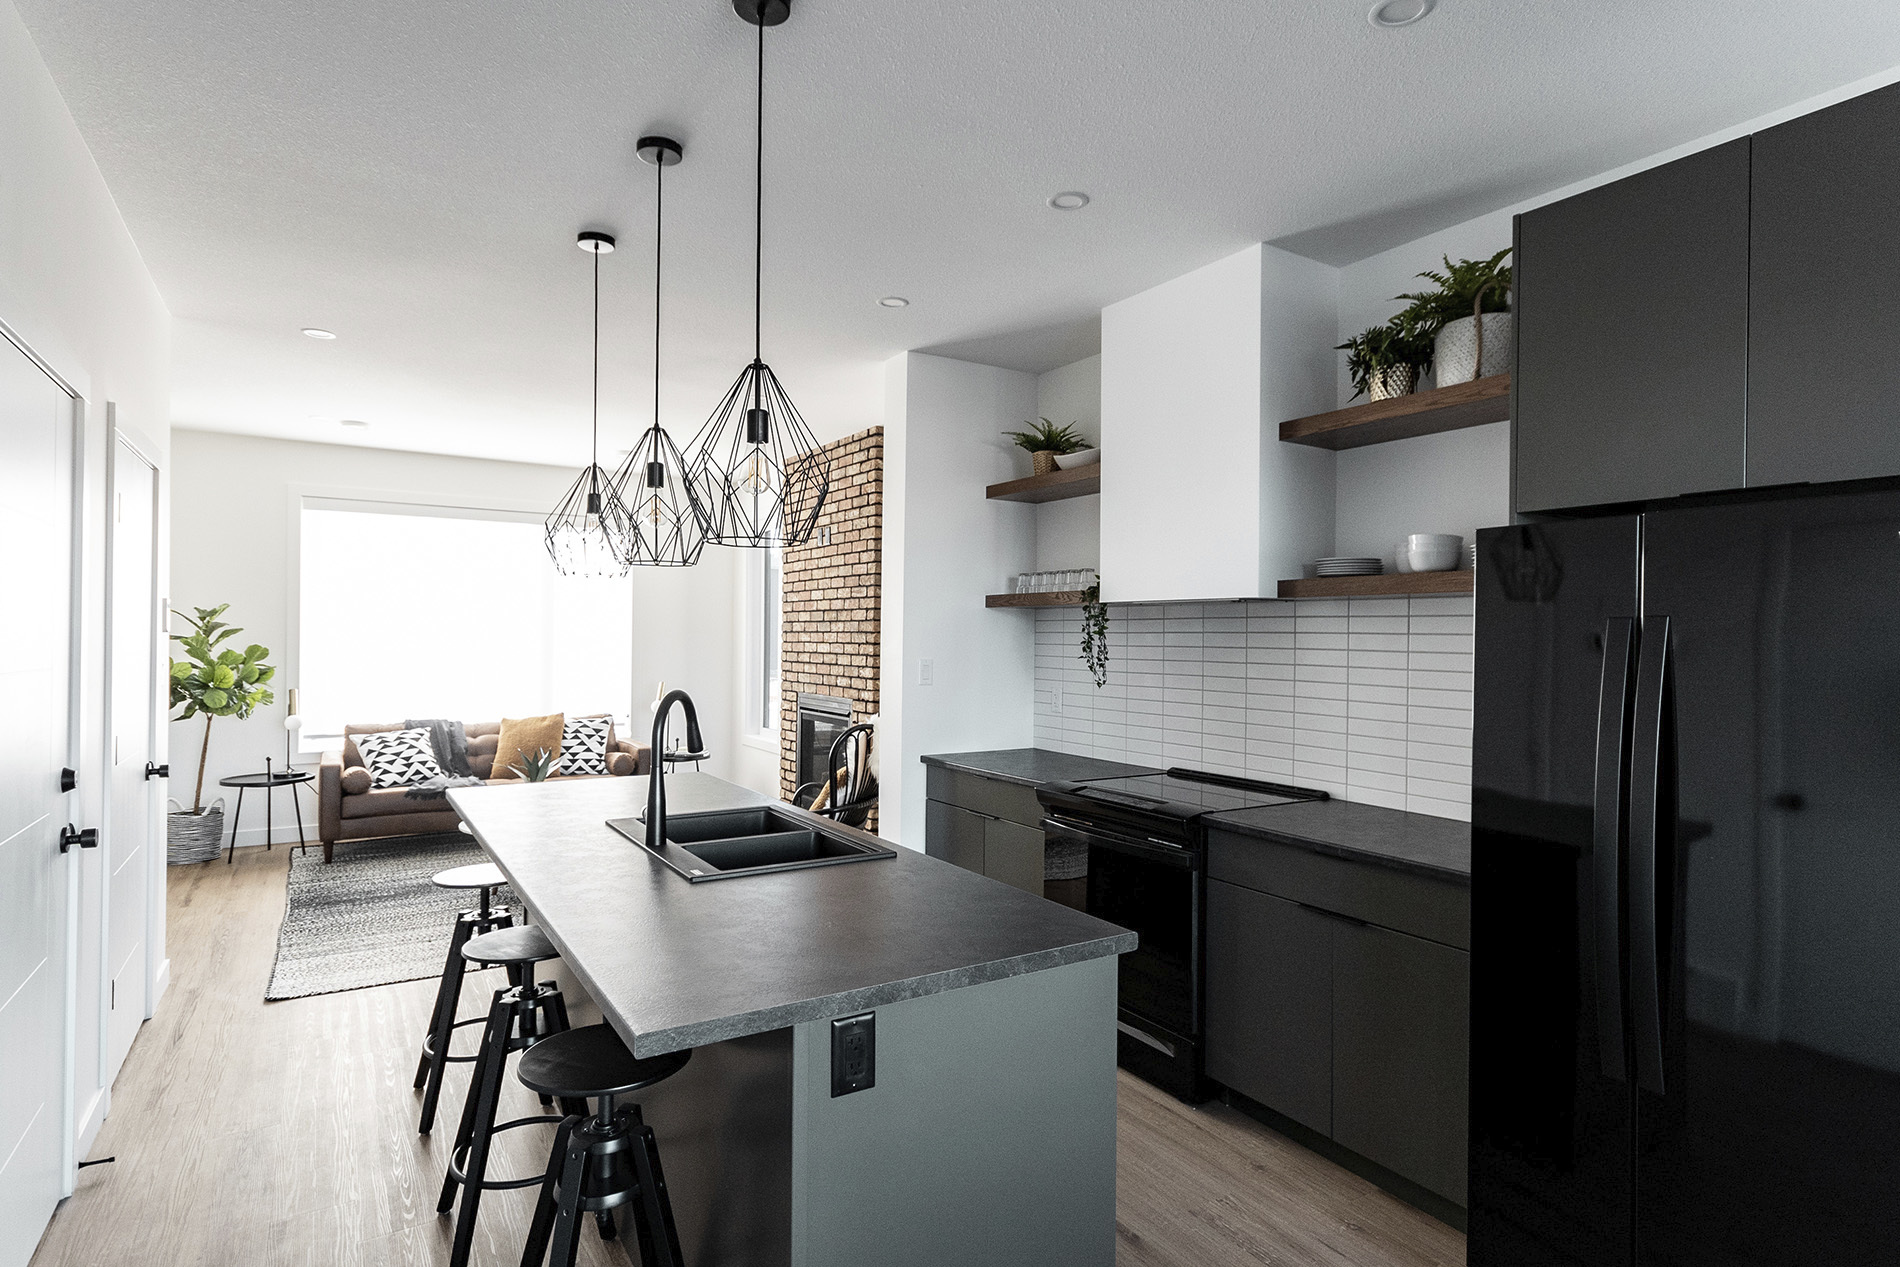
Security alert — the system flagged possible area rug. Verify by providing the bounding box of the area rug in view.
[265,833,516,1001]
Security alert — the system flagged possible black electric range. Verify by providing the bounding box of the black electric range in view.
[1039,768,1327,1101]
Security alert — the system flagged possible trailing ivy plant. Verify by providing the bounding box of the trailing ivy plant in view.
[1080,581,1109,688]
[1002,417,1088,456]
[1335,321,1435,400]
[1394,247,1513,338]
[169,604,275,813]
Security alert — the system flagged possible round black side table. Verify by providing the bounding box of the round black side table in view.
[220,768,315,864]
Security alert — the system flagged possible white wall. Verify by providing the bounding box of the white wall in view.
[1,0,170,1188]
[167,429,748,841]
[1032,355,1101,573]
[879,352,1039,850]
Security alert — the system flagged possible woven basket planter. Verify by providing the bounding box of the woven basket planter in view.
[1434,312,1514,385]
[1031,450,1059,477]
[167,797,225,865]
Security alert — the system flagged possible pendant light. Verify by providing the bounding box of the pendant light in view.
[684,0,831,548]
[546,231,636,576]
[611,137,709,567]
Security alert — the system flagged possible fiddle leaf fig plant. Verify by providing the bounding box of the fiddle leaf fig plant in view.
[169,604,275,812]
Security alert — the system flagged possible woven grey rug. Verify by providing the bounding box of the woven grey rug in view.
[266,833,515,1001]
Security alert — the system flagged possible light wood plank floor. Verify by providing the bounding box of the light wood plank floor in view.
[32,846,1464,1267]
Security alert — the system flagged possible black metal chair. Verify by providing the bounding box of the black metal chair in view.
[517,1025,691,1267]
[436,925,583,1267]
[791,722,877,830]
[415,863,515,1134]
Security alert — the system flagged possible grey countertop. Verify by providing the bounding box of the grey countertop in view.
[448,773,1136,1057]
[920,747,1159,788]
[1205,798,1472,884]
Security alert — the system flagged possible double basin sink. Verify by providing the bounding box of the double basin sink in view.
[608,806,896,883]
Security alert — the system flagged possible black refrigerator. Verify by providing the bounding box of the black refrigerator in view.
[1469,487,1900,1266]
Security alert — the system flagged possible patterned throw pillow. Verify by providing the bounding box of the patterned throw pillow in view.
[354,727,445,789]
[561,716,612,776]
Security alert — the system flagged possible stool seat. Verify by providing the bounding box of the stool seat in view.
[434,862,506,890]
[462,924,559,966]
[517,1025,691,1100]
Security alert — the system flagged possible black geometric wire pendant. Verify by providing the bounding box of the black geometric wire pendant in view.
[685,0,831,548]
[546,231,635,577]
[612,136,708,568]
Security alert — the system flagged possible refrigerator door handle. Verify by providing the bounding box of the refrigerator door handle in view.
[1629,615,1672,1096]
[1592,618,1636,1082]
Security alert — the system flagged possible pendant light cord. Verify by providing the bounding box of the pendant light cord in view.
[754,13,764,367]
[653,154,664,461]
[590,244,601,494]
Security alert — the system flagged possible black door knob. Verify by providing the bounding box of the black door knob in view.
[144,762,169,781]
[60,824,99,853]
[60,767,77,792]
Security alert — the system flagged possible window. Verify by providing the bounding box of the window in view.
[744,544,782,740]
[296,498,632,746]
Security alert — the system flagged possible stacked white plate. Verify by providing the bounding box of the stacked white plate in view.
[1313,556,1383,577]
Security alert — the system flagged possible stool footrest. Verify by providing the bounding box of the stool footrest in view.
[445,1115,567,1192]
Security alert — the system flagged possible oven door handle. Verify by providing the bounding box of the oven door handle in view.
[1043,819,1196,868]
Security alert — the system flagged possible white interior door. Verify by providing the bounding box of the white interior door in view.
[103,432,157,1084]
[0,338,75,1266]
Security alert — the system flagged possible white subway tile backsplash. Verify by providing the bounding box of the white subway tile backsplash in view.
[1033,594,1474,822]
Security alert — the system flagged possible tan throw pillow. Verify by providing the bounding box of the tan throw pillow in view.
[339,766,372,794]
[489,713,565,780]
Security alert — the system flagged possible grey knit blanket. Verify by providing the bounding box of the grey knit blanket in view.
[402,718,484,799]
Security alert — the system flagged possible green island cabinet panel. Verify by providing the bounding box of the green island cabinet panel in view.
[924,800,985,875]
[1330,919,1471,1207]
[983,817,1046,897]
[1204,878,1333,1136]
[1513,138,1749,512]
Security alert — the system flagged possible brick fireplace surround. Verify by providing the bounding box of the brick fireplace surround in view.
[778,427,882,829]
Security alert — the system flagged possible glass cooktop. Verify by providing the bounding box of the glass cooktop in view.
[1068,768,1322,821]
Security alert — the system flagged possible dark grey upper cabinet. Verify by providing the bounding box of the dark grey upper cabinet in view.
[1748,81,1900,488]
[1514,139,1751,513]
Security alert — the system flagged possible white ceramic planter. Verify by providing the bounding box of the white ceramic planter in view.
[1368,364,1419,401]
[1434,312,1514,385]
[1055,447,1100,470]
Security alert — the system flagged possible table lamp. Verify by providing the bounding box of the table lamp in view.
[283,687,303,770]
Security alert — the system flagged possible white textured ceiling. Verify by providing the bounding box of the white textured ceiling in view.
[17,0,1900,465]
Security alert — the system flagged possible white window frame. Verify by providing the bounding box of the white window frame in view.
[739,544,782,751]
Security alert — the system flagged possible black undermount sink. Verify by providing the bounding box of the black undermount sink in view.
[608,806,896,882]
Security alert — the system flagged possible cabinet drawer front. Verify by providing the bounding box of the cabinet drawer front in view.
[1205,880,1332,1135]
[982,817,1045,896]
[924,767,1045,828]
[923,799,986,874]
[1206,829,1469,950]
[1332,920,1470,1206]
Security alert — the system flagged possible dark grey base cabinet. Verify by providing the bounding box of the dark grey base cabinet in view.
[923,767,1045,897]
[1204,829,1470,1208]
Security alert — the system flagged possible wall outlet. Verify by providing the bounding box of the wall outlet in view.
[917,658,933,686]
[831,1012,875,1097]
[1037,684,1062,714]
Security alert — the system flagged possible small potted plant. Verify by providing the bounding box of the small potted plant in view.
[167,604,274,864]
[1003,418,1089,478]
[1394,247,1513,386]
[1336,320,1435,401]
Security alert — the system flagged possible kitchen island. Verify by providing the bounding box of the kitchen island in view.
[448,772,1133,1267]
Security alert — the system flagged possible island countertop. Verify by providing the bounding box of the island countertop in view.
[448,773,1136,1057]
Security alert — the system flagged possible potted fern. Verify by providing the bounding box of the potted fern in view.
[167,604,274,864]
[1003,418,1089,478]
[1395,248,1513,386]
[1336,321,1435,401]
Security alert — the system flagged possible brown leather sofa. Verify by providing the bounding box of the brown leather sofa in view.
[317,720,650,862]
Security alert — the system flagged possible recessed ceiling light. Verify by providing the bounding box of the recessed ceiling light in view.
[877,295,909,308]
[339,418,370,429]
[302,327,336,339]
[1368,0,1433,27]
[1048,191,1090,211]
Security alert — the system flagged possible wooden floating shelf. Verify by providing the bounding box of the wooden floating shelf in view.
[985,464,1101,503]
[1279,374,1511,450]
[986,590,1090,609]
[1276,572,1474,600]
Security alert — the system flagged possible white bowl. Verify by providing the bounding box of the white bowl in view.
[1401,533,1463,573]
[1054,448,1100,470]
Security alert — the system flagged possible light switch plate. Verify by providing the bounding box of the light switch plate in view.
[917,658,933,686]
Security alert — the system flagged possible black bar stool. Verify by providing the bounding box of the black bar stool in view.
[517,1025,691,1267]
[437,924,581,1267]
[415,862,515,1135]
